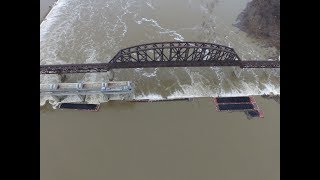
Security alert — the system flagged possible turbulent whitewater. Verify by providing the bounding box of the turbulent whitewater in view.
[40,0,279,106]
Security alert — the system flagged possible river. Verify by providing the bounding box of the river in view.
[40,0,280,179]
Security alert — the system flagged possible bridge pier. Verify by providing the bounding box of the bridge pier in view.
[51,95,61,102]
[77,94,86,102]
[232,68,242,78]
[107,70,114,81]
[103,94,110,101]
[57,73,67,82]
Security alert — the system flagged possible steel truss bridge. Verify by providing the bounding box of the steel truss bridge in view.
[40,42,280,74]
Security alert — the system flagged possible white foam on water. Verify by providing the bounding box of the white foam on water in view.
[219,82,279,97]
[40,96,60,108]
[134,68,143,72]
[134,93,163,100]
[199,4,209,14]
[141,68,158,77]
[40,0,68,41]
[136,18,184,41]
[146,1,155,9]
[60,95,84,103]
[115,0,137,37]
[83,94,109,104]
[134,68,159,78]
[167,87,213,99]
[167,66,279,99]
[167,81,279,99]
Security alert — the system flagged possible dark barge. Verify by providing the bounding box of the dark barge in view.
[58,103,100,111]
[213,96,264,118]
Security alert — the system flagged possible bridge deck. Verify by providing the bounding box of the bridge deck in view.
[241,61,280,68]
[40,60,279,74]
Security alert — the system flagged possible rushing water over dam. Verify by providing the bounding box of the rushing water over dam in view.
[40,0,280,106]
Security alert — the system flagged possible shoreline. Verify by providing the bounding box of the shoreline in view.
[234,0,280,55]
[40,0,59,23]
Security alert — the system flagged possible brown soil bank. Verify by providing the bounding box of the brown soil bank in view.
[234,0,280,51]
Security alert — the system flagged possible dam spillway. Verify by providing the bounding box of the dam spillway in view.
[40,81,134,102]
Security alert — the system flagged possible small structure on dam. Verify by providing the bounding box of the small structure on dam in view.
[40,81,134,102]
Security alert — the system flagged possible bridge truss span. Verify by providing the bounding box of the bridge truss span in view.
[110,41,241,64]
